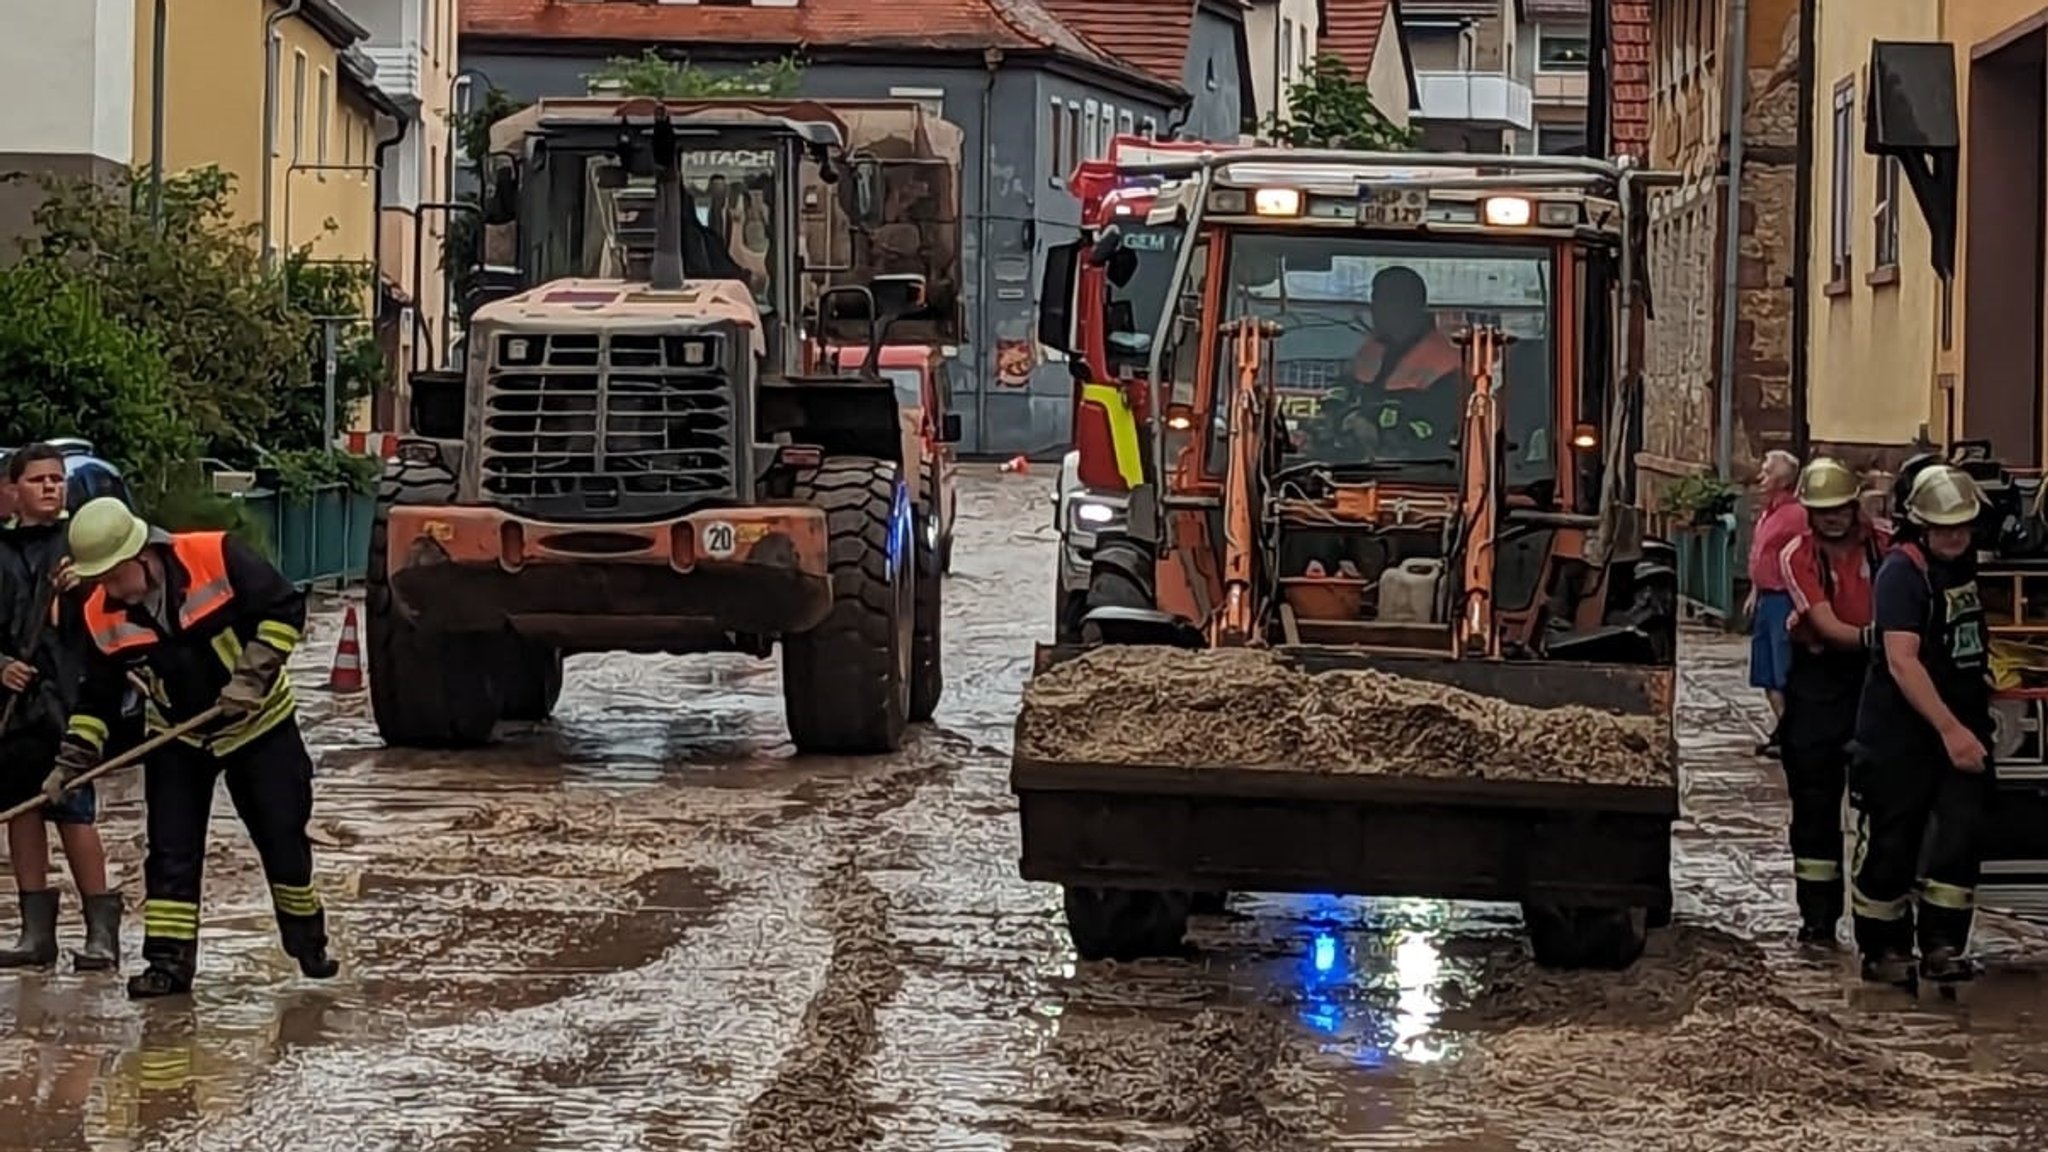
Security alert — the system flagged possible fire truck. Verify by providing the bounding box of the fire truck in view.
[1052,136,1238,640]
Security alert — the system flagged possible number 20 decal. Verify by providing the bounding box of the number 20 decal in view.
[701,521,738,558]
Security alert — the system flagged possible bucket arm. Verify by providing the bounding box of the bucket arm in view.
[1212,318,1278,647]
[1455,325,1508,658]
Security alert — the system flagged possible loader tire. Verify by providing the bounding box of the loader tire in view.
[366,460,502,748]
[499,640,564,723]
[1056,590,1090,644]
[1080,541,1154,644]
[1521,902,1650,970]
[1063,886,1193,962]
[781,457,914,755]
[909,473,944,723]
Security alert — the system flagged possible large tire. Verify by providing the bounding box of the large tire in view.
[366,460,503,748]
[498,640,564,723]
[908,471,944,723]
[1055,589,1090,644]
[1522,902,1650,970]
[781,457,914,755]
[1063,887,1193,961]
[1080,542,1153,645]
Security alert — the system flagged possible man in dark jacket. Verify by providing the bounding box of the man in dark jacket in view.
[0,443,118,970]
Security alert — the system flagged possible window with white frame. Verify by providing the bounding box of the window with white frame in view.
[292,51,307,162]
[1829,76,1854,282]
[1141,115,1157,138]
[1537,26,1591,72]
[1066,101,1081,169]
[1047,97,1065,184]
[1282,17,1295,79]
[268,35,283,155]
[1119,110,1135,136]
[1300,24,1310,73]
[1874,156,1900,272]
[889,86,945,120]
[1102,103,1116,149]
[1084,100,1099,157]
[316,70,331,164]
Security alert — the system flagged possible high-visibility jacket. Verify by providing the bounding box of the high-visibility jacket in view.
[67,532,305,757]
[1349,329,1465,441]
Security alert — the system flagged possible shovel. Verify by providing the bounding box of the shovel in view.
[0,571,60,733]
[0,706,225,823]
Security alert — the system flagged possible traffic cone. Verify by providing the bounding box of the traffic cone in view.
[327,606,365,694]
[1000,454,1031,475]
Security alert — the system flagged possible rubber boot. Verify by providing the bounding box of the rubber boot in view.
[1794,880,1843,947]
[1920,945,1978,985]
[128,938,196,1000]
[1861,949,1917,987]
[0,890,59,968]
[72,893,122,972]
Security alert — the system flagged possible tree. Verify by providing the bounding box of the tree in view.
[1266,54,1418,151]
[583,50,804,98]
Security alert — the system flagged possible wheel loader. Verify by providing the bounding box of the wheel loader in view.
[370,98,963,753]
[1019,149,1684,969]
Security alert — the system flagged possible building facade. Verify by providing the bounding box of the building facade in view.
[0,0,134,245]
[1519,0,1591,153]
[1316,0,1419,134]
[1637,0,1800,491]
[1400,0,1532,152]
[459,0,1255,457]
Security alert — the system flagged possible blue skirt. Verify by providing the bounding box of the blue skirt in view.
[1749,589,1794,691]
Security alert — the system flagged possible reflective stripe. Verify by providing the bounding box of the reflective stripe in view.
[1920,880,1975,911]
[1080,383,1144,488]
[1794,857,1842,882]
[1407,420,1434,439]
[1377,404,1400,429]
[81,531,236,657]
[68,714,109,751]
[1851,884,1912,921]
[88,617,154,655]
[148,628,296,756]
[141,898,199,941]
[137,1049,193,1089]
[255,620,302,653]
[270,883,322,917]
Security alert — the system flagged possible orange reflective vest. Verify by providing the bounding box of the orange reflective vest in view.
[82,532,235,656]
[1351,330,1463,393]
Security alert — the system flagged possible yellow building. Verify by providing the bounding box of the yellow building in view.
[1938,1,2048,469]
[1803,0,1943,464]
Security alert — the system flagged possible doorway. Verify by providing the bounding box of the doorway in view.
[1963,30,2046,465]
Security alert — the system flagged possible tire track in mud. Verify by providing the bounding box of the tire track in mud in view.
[729,860,904,1152]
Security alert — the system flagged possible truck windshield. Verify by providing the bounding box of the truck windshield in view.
[530,147,783,310]
[1217,233,1556,487]
[1102,221,1182,368]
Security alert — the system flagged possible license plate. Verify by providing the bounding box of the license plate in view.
[1356,186,1426,227]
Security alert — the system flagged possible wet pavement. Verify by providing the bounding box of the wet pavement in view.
[7,467,2048,1150]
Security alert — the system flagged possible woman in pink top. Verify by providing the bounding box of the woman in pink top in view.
[1747,449,1807,756]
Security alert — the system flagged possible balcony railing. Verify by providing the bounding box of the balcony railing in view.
[363,42,422,102]
[1413,70,1535,130]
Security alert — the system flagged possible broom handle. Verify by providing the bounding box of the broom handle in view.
[0,706,225,824]
[0,572,60,732]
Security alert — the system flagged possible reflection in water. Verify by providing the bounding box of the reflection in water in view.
[1290,897,1452,1069]
[1390,930,1448,1063]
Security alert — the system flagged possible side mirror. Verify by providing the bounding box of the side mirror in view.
[1038,241,1080,349]
[483,161,519,226]
[941,413,963,444]
[1088,225,1125,265]
[868,273,928,320]
[1105,248,1139,289]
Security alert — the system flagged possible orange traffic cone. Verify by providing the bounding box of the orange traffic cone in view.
[1000,454,1031,475]
[327,606,365,694]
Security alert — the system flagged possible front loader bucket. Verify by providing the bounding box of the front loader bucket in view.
[1013,643,1678,812]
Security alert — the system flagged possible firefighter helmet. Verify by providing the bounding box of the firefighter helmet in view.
[1795,457,1860,510]
[68,496,150,578]
[1904,465,1985,527]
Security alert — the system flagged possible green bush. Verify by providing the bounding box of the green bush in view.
[135,468,276,559]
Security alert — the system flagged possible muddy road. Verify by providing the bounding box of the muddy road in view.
[7,468,2048,1150]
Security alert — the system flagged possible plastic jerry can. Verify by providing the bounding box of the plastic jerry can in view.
[1378,558,1444,623]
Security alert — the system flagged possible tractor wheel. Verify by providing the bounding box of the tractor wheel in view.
[1521,902,1650,970]
[366,459,502,748]
[908,472,945,723]
[1063,886,1193,961]
[1055,589,1090,644]
[498,640,564,723]
[781,457,914,755]
[1080,541,1154,644]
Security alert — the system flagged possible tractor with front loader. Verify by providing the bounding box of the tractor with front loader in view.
[1019,149,1684,969]
[370,97,963,753]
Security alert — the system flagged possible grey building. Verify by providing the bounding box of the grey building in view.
[460,0,1255,457]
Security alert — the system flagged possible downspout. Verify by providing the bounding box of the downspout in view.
[1713,0,1750,479]
[1787,0,1817,457]
[260,0,306,269]
[977,48,1000,456]
[371,116,410,376]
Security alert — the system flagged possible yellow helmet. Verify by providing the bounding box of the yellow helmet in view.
[68,496,151,578]
[1905,465,1985,527]
[1795,456,1860,510]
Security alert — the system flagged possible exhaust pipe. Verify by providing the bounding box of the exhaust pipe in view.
[649,110,685,292]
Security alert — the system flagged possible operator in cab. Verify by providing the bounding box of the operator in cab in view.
[1849,464,1993,989]
[1336,266,1465,449]
[1774,457,1887,947]
[41,498,339,999]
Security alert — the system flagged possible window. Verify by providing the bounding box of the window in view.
[268,35,283,155]
[1829,77,1854,283]
[1282,18,1295,78]
[1874,156,1901,272]
[1300,24,1310,72]
[1066,101,1081,168]
[316,70,331,164]
[1047,97,1065,183]
[1084,100,1099,158]
[427,0,439,63]
[292,51,307,162]
[1119,110,1135,136]
[1539,124,1588,156]
[1102,103,1116,149]
[1141,115,1157,139]
[1537,27,1592,72]
[889,86,945,120]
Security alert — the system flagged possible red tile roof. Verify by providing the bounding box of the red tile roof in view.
[1036,0,1197,87]
[463,0,1173,89]
[1323,0,1392,78]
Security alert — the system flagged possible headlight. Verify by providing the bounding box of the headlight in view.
[1074,501,1117,525]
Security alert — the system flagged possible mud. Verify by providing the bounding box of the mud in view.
[1017,645,1675,786]
[2,468,2047,1151]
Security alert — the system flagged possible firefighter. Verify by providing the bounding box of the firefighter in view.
[1338,266,1465,449]
[1849,464,1994,987]
[1774,456,1886,945]
[41,497,338,999]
